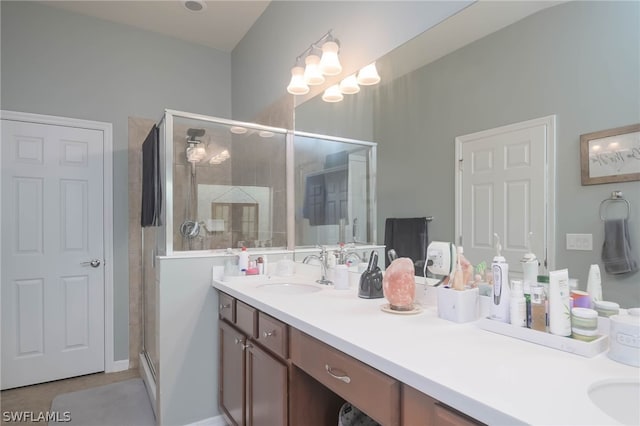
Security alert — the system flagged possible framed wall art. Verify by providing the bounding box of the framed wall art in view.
[580,123,640,185]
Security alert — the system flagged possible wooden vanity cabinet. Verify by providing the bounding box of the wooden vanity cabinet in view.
[217,293,288,426]
[401,384,482,426]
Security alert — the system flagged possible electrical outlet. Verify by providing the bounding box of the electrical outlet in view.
[566,233,593,251]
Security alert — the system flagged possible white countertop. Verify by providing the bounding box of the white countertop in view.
[212,267,638,425]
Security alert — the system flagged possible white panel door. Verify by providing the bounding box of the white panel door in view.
[456,117,555,273]
[1,120,105,389]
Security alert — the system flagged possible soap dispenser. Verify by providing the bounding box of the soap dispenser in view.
[491,233,510,323]
[520,232,539,292]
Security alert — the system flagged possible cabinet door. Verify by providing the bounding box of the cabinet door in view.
[246,343,287,426]
[219,320,245,426]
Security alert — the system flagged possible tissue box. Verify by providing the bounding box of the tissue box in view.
[437,286,479,323]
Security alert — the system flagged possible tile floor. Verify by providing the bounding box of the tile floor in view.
[0,369,141,426]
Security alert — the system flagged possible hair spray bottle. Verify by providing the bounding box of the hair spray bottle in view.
[491,233,510,322]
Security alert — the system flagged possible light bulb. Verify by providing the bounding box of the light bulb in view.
[357,62,380,85]
[339,75,360,94]
[304,53,325,85]
[322,85,343,103]
[319,41,342,76]
[287,66,309,95]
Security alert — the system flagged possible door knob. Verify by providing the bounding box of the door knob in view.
[81,259,101,268]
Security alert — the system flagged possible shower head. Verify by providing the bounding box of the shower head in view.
[187,128,206,143]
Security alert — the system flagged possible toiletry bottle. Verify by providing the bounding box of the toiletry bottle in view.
[452,246,465,291]
[520,232,538,327]
[257,257,264,275]
[510,279,526,327]
[548,269,571,336]
[262,255,268,275]
[586,264,602,308]
[491,234,510,322]
[238,246,249,274]
[530,285,547,332]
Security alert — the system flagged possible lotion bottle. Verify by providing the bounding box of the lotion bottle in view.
[491,234,510,322]
[238,246,249,274]
[586,264,602,308]
[510,279,526,327]
[548,268,571,336]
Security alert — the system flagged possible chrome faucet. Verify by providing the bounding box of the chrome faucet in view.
[337,243,362,266]
[302,246,332,285]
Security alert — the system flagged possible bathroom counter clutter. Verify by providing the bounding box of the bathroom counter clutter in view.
[212,272,638,426]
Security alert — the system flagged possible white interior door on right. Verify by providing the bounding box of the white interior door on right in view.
[455,116,556,274]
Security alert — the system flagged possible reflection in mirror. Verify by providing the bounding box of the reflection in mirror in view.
[172,116,287,251]
[294,133,376,247]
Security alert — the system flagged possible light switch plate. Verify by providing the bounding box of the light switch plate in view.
[566,233,593,251]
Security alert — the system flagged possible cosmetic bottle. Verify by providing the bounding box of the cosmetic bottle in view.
[238,246,249,274]
[530,285,547,332]
[548,269,571,336]
[586,264,602,307]
[490,234,510,322]
[510,279,526,327]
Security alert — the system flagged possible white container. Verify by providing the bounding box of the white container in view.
[608,314,640,367]
[437,286,479,323]
[334,265,350,290]
[548,269,571,336]
[510,280,526,327]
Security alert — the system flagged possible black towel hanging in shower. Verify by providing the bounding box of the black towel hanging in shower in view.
[141,125,162,227]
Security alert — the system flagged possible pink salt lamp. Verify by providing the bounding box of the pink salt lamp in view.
[383,258,416,311]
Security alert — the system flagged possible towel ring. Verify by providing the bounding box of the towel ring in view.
[599,191,630,221]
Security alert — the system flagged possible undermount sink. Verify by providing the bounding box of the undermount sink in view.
[256,283,322,295]
[588,378,640,425]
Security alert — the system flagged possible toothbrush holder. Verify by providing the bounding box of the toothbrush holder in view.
[437,286,479,323]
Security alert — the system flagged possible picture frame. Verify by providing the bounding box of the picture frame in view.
[580,123,640,185]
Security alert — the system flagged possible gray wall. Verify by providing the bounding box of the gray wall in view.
[375,1,640,306]
[1,1,232,360]
[231,1,472,121]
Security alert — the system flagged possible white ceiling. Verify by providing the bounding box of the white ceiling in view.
[42,0,271,52]
[40,0,563,67]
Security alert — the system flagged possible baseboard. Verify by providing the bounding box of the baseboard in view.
[109,359,130,372]
[184,415,227,426]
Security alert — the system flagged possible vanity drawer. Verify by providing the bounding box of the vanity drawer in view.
[218,292,235,323]
[290,329,400,426]
[235,300,257,337]
[257,311,288,359]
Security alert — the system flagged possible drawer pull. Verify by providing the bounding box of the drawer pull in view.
[242,342,253,350]
[325,364,351,384]
[263,330,276,338]
[219,303,231,311]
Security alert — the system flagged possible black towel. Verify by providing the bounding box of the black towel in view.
[141,125,162,227]
[384,217,429,275]
[602,218,638,275]
[302,174,326,226]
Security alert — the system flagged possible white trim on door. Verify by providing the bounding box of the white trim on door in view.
[454,115,556,271]
[0,110,117,372]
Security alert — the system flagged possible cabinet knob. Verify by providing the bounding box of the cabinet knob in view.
[325,364,351,384]
[219,303,231,311]
[234,337,244,345]
[242,342,253,351]
[262,330,276,338]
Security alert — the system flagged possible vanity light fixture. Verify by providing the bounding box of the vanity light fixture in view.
[229,126,248,135]
[322,85,344,103]
[357,62,381,85]
[287,30,342,95]
[339,74,360,94]
[259,131,275,138]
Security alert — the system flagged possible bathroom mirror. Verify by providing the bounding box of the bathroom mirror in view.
[293,132,376,247]
[294,1,640,306]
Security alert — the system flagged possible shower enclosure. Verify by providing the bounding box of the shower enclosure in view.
[139,109,377,409]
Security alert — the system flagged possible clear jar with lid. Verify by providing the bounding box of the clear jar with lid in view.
[530,284,547,332]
